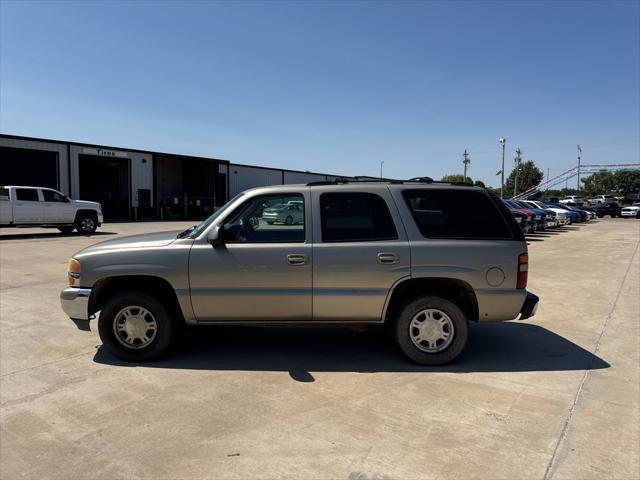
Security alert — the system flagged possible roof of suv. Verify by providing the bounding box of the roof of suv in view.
[240,179,486,196]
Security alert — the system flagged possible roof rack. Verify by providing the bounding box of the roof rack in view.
[306,177,403,186]
[306,176,477,187]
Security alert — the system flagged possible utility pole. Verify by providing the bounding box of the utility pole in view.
[577,144,582,190]
[513,148,523,197]
[462,149,470,183]
[547,168,550,191]
[499,138,506,198]
[380,161,384,179]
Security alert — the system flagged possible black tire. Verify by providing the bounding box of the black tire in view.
[98,292,174,362]
[394,296,469,366]
[285,215,293,225]
[75,213,98,234]
[57,226,75,233]
[267,221,274,225]
[597,213,603,218]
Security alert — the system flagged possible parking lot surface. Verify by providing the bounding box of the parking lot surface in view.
[1,220,638,480]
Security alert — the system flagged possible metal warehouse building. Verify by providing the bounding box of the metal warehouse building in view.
[0,134,344,220]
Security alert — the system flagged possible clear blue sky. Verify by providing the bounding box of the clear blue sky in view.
[1,0,638,186]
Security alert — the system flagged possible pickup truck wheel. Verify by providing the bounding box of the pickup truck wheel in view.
[394,296,469,366]
[98,293,173,361]
[57,226,75,233]
[76,214,97,234]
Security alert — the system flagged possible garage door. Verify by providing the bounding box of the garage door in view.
[0,146,59,189]
[79,154,130,219]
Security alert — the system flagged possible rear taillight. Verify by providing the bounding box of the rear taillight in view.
[517,253,528,289]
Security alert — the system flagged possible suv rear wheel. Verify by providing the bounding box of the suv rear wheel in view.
[394,296,469,365]
[98,293,173,361]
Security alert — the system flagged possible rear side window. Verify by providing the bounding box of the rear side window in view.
[403,189,513,239]
[16,189,39,201]
[0,188,8,201]
[320,192,398,242]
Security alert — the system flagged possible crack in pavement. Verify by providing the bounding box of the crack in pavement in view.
[543,239,640,480]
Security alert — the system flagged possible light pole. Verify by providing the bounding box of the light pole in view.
[513,148,523,197]
[577,144,582,190]
[463,149,470,183]
[380,161,384,179]
[499,138,506,198]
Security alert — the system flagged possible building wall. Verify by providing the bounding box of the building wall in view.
[229,164,283,197]
[0,137,70,194]
[283,171,328,184]
[229,164,338,196]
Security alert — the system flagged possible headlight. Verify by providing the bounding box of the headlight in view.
[68,258,81,285]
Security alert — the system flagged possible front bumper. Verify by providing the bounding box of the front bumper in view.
[519,292,539,320]
[60,287,92,331]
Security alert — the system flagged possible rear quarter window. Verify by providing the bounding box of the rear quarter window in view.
[16,189,39,201]
[320,192,398,242]
[403,189,514,239]
[0,188,9,201]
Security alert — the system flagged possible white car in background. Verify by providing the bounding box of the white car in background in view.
[559,196,584,207]
[523,200,571,225]
[621,203,640,218]
[261,201,304,225]
[0,185,103,234]
[590,195,616,205]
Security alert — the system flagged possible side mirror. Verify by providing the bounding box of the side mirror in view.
[208,225,225,247]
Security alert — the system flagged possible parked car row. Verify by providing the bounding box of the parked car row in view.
[556,193,640,208]
[502,198,600,234]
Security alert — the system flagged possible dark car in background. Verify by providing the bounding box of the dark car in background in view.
[622,193,640,205]
[590,203,622,218]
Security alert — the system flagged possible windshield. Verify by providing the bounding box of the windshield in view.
[183,193,244,239]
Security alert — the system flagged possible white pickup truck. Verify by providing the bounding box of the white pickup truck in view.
[0,186,103,234]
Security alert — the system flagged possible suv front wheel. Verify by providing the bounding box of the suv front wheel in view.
[394,296,469,366]
[98,293,173,361]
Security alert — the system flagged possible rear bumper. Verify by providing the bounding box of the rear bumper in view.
[519,292,539,320]
[60,287,92,330]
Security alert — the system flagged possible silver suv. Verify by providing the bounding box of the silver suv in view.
[61,179,539,365]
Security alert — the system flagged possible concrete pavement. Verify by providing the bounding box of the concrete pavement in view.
[1,219,638,479]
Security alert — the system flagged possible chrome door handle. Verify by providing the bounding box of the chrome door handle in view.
[287,254,307,265]
[377,252,399,264]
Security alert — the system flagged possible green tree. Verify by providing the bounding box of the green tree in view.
[505,160,544,196]
[441,174,473,184]
[474,180,486,188]
[581,171,640,196]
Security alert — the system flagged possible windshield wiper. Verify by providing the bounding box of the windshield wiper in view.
[176,225,197,239]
